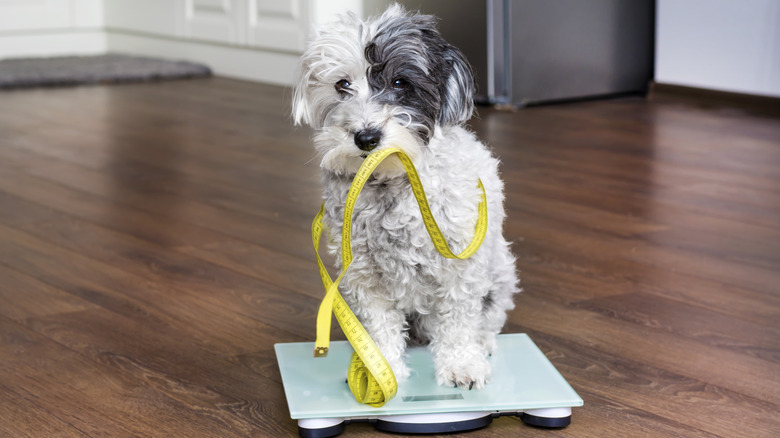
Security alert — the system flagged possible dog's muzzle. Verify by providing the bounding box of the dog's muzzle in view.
[354,129,382,152]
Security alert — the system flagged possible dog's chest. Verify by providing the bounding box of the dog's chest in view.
[323,178,447,291]
[328,179,425,254]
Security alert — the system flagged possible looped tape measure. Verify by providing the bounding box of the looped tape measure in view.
[312,147,488,407]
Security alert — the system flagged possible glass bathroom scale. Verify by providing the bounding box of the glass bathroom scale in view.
[275,333,583,437]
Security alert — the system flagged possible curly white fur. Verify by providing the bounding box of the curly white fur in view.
[293,4,519,390]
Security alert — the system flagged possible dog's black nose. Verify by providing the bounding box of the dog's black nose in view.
[354,129,382,152]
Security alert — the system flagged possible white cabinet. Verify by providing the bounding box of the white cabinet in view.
[183,0,245,45]
[176,0,309,51]
[247,0,308,52]
[0,0,366,85]
[103,0,181,38]
[102,0,363,84]
[103,0,353,52]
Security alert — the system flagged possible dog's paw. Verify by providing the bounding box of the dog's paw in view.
[388,357,411,382]
[435,356,491,390]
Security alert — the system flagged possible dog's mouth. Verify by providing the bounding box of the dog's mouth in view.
[360,153,369,159]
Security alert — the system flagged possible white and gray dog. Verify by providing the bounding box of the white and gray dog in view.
[293,5,519,390]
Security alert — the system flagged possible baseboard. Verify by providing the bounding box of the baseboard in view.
[105,30,300,87]
[0,29,107,59]
[649,82,780,117]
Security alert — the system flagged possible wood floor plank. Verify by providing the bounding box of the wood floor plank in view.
[0,222,314,349]
[512,292,780,405]
[512,329,772,438]
[0,264,98,321]
[0,168,223,248]
[0,190,61,226]
[3,123,323,215]
[574,292,780,362]
[522,260,780,329]
[20,308,299,437]
[0,316,254,437]
[510,214,780,331]
[16,211,325,319]
[0,383,89,437]
[506,165,780,239]
[511,208,780,314]
[176,237,326,300]
[0,161,316,259]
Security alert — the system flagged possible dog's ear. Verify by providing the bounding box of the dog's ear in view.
[438,44,475,126]
[292,56,313,127]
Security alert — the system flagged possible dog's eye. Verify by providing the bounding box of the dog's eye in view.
[392,78,409,90]
[335,79,351,92]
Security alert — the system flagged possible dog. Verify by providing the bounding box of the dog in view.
[292,4,519,390]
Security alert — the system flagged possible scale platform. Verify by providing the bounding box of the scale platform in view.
[275,333,582,437]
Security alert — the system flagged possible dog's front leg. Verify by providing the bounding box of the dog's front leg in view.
[349,296,411,381]
[427,298,491,390]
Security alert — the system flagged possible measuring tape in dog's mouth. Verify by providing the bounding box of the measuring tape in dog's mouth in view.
[312,147,488,407]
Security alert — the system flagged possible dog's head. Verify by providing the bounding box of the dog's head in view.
[292,4,475,177]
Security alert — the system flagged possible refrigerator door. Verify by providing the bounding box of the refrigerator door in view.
[505,0,654,106]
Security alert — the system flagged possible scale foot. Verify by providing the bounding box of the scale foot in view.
[521,407,572,428]
[298,418,345,438]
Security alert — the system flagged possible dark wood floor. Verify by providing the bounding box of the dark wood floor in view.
[1,77,778,437]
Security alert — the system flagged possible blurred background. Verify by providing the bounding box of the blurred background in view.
[1,0,778,104]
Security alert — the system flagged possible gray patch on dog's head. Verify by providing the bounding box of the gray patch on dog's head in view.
[363,7,475,142]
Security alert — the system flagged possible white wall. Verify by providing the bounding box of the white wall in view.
[0,0,107,58]
[656,0,780,98]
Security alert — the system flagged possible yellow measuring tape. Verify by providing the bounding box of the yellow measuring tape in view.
[312,147,488,407]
